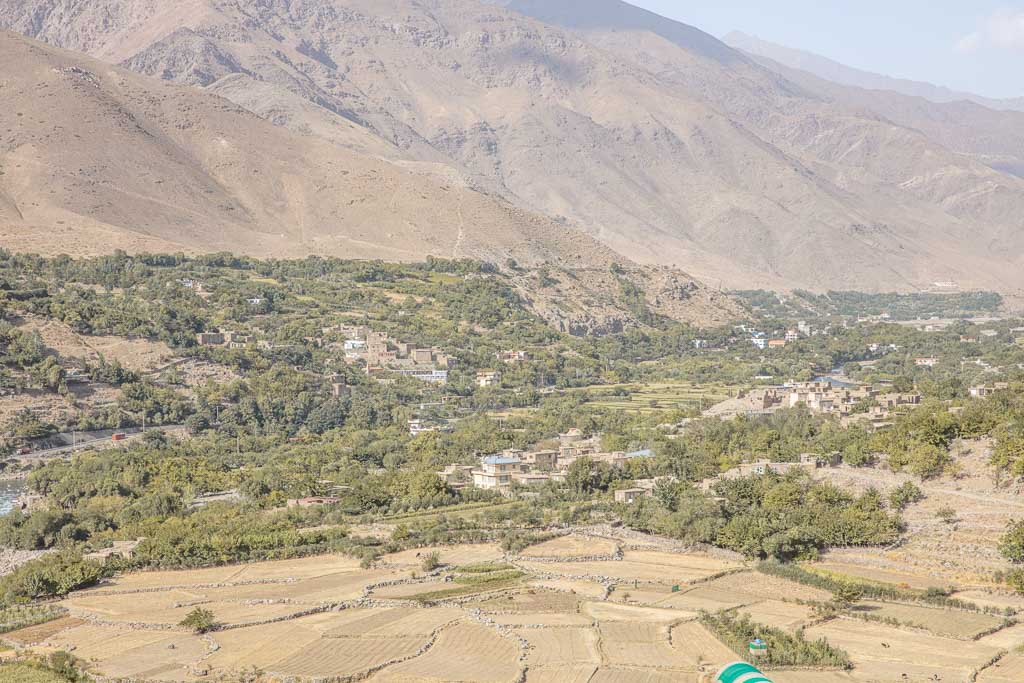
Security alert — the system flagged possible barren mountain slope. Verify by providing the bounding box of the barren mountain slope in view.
[0,31,738,330]
[725,31,1024,113]
[733,49,1024,180]
[5,0,1024,292]
[0,29,581,263]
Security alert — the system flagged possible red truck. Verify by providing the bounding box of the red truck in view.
[112,433,128,442]
[16,447,32,455]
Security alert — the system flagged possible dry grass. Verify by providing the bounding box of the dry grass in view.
[852,600,1005,639]
[518,551,736,586]
[528,578,607,599]
[517,627,600,666]
[523,666,597,683]
[804,619,1002,678]
[381,544,504,569]
[271,636,427,678]
[520,535,618,559]
[2,617,84,645]
[735,601,814,632]
[587,668,702,683]
[978,652,1024,683]
[370,622,520,682]
[669,621,738,668]
[478,590,580,614]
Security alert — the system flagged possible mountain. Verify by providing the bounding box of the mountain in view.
[4,0,1024,294]
[0,30,737,331]
[732,47,1024,181]
[724,31,1024,112]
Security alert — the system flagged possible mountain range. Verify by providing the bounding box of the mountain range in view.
[2,0,1024,296]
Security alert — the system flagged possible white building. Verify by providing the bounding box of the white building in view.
[472,455,522,490]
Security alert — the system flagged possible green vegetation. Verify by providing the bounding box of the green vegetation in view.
[0,604,67,634]
[621,472,899,561]
[699,610,852,669]
[453,569,524,585]
[420,551,441,572]
[0,554,105,604]
[1,250,1024,597]
[179,607,217,634]
[0,653,91,682]
[758,562,1007,614]
[735,289,1003,321]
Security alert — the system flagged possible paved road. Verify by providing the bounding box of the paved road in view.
[20,425,187,462]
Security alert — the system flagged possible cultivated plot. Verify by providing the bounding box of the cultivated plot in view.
[520,535,618,559]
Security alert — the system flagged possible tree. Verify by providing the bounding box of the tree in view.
[831,583,863,610]
[1000,520,1024,563]
[420,551,441,572]
[179,607,216,633]
[888,482,924,511]
[935,507,957,524]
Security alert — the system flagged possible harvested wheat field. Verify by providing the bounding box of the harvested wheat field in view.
[804,619,1003,680]
[44,624,209,680]
[520,534,618,559]
[17,545,1022,681]
[519,551,737,586]
[977,622,1024,649]
[368,622,521,682]
[736,600,815,632]
[669,621,738,668]
[478,589,581,614]
[953,589,1024,612]
[584,601,689,623]
[770,673,859,683]
[810,560,943,591]
[588,667,703,682]
[529,577,608,599]
[272,635,427,679]
[381,544,504,569]
[490,612,595,627]
[851,600,1005,639]
[2,616,85,645]
[517,626,601,666]
[977,652,1024,683]
[524,665,598,683]
[65,593,306,627]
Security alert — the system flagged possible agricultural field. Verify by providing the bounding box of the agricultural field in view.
[849,600,1006,639]
[978,652,1024,683]
[519,534,619,559]
[8,539,1024,681]
[583,383,733,414]
[518,551,741,586]
[804,619,1004,681]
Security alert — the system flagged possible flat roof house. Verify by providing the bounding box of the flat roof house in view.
[472,455,523,491]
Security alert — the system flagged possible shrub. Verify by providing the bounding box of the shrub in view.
[699,610,851,669]
[420,551,441,572]
[179,607,216,633]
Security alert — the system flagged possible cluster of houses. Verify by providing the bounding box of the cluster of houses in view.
[730,381,921,431]
[437,429,654,494]
[329,326,451,384]
[745,321,823,351]
[196,330,256,349]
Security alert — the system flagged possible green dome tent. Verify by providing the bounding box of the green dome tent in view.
[714,661,773,683]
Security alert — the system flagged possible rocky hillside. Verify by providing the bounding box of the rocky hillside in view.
[0,31,737,330]
[4,0,1024,293]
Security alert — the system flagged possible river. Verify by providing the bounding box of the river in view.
[0,478,27,515]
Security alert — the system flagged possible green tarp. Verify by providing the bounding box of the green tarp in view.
[715,661,773,683]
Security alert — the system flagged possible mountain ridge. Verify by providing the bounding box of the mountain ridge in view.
[3,0,1024,294]
[724,30,1024,112]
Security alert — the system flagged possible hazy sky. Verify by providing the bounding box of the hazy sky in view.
[629,1,1024,99]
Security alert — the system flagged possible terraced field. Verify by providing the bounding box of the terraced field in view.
[7,538,1024,682]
